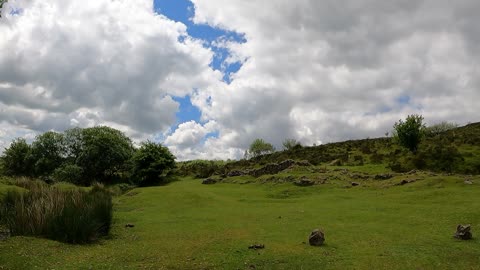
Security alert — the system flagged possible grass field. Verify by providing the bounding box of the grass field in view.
[1,172,480,269]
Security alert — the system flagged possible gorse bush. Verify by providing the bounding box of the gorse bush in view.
[0,182,112,244]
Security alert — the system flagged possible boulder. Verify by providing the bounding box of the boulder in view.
[227,170,244,177]
[351,182,360,186]
[454,224,472,240]
[464,179,473,185]
[202,178,217,184]
[248,244,265,250]
[309,229,325,246]
[375,173,393,180]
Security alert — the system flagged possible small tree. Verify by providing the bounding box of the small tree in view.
[247,138,275,158]
[393,114,425,153]
[132,141,175,186]
[30,131,66,177]
[1,138,33,176]
[282,138,301,151]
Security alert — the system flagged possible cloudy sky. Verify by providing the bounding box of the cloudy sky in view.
[0,0,479,160]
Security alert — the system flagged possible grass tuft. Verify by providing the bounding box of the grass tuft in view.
[0,183,112,244]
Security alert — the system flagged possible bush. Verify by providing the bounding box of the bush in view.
[131,141,175,186]
[0,184,112,244]
[393,114,425,153]
[52,164,84,185]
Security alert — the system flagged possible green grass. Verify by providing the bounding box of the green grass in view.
[1,175,480,269]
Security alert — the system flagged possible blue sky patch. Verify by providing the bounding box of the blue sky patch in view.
[154,0,246,76]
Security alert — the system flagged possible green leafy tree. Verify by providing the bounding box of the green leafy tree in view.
[77,126,134,183]
[393,114,425,153]
[30,131,65,177]
[282,138,301,151]
[1,138,33,176]
[132,141,175,186]
[247,138,275,158]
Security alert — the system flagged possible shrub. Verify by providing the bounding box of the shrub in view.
[0,184,112,244]
[393,114,425,153]
[282,139,301,151]
[131,141,175,186]
[52,164,84,185]
[247,139,275,159]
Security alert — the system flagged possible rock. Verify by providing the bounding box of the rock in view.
[349,173,369,180]
[309,229,325,246]
[351,182,360,186]
[294,177,315,186]
[328,159,342,166]
[454,224,472,240]
[375,173,393,180]
[464,180,473,185]
[125,223,135,228]
[406,169,417,175]
[202,178,217,184]
[248,244,265,250]
[396,178,419,186]
[227,170,244,177]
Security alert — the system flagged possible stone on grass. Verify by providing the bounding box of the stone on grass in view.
[125,223,135,228]
[309,229,325,246]
[464,179,473,185]
[351,182,360,186]
[248,244,265,250]
[454,224,472,240]
[202,178,217,185]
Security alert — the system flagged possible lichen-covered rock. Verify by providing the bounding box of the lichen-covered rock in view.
[309,229,325,246]
[454,224,472,240]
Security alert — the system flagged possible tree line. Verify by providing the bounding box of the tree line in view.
[0,126,175,186]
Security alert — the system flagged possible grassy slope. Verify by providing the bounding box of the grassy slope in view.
[1,175,480,269]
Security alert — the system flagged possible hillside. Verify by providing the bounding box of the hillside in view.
[219,122,480,176]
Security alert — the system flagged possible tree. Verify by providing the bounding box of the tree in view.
[77,126,134,183]
[131,141,175,186]
[1,138,32,176]
[247,138,275,158]
[282,138,301,151]
[393,114,425,153]
[30,132,66,177]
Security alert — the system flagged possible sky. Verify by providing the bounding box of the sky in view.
[0,0,479,160]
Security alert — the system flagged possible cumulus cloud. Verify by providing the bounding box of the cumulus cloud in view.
[0,0,220,139]
[2,0,480,160]
[187,0,480,156]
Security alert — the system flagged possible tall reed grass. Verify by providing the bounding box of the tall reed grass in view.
[0,182,112,244]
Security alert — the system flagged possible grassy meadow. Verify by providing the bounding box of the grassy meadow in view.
[1,171,480,269]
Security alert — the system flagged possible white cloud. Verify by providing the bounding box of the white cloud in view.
[0,0,220,140]
[2,0,480,160]
[186,0,480,157]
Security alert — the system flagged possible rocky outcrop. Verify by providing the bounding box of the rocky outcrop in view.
[227,159,311,178]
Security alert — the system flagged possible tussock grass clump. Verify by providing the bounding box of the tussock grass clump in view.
[0,182,112,244]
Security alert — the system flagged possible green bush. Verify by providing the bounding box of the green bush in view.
[52,164,84,185]
[0,183,112,244]
[131,141,175,186]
